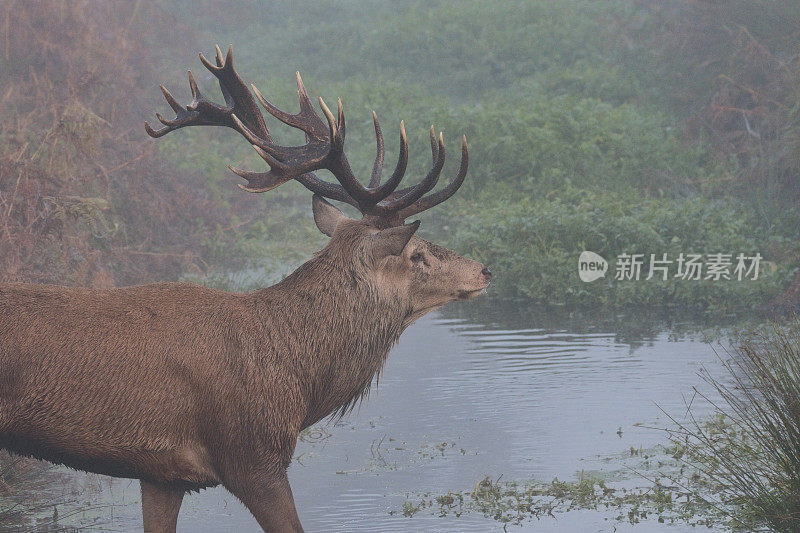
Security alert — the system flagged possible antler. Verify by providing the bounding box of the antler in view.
[146,45,468,224]
[144,45,269,143]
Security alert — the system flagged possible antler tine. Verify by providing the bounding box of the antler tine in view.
[213,73,361,200]
[187,70,201,100]
[316,97,406,206]
[367,120,408,200]
[250,75,326,140]
[262,82,407,207]
[160,85,183,115]
[144,86,189,137]
[364,113,408,199]
[372,130,445,216]
[295,72,317,117]
[429,125,439,164]
[198,44,270,140]
[317,97,344,155]
[397,135,469,219]
[228,114,327,193]
[380,124,440,199]
[145,70,222,137]
[368,111,385,188]
[337,98,345,142]
[292,114,402,209]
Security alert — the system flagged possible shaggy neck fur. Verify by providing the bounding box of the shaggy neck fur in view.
[254,240,411,429]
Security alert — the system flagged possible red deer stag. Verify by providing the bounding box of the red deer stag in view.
[0,45,490,532]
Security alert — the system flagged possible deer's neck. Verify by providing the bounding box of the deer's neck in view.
[254,258,409,428]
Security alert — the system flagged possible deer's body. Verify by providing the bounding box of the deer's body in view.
[0,245,406,487]
[1,281,237,489]
[0,45,490,531]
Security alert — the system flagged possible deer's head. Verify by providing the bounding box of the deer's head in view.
[146,45,491,319]
[311,195,490,320]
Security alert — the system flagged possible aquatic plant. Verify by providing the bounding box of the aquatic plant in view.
[666,321,800,531]
[398,467,726,528]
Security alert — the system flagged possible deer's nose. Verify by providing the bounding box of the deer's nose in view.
[481,267,492,279]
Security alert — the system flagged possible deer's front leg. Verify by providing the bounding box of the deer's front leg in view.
[140,480,185,533]
[226,469,303,532]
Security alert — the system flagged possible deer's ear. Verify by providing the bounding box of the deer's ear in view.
[367,220,420,260]
[312,195,349,237]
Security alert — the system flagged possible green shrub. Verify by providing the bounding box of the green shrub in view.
[451,194,790,312]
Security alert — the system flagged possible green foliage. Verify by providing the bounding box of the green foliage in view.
[171,0,631,96]
[154,0,799,311]
[453,95,703,198]
[452,194,790,311]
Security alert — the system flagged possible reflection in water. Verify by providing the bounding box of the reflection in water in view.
[441,297,741,349]
[7,298,739,532]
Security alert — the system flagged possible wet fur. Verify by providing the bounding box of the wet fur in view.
[0,231,409,487]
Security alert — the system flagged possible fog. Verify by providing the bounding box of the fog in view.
[1,1,799,531]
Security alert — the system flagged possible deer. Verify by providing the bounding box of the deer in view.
[0,45,491,532]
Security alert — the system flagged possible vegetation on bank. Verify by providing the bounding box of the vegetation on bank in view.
[0,1,294,287]
[664,322,800,531]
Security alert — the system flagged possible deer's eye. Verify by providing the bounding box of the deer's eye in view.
[410,252,425,264]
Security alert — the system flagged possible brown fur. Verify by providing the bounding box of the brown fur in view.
[0,205,489,532]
